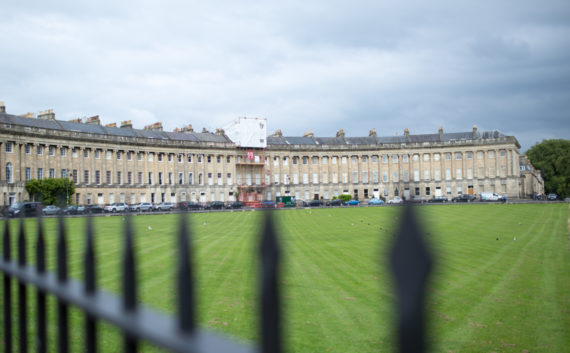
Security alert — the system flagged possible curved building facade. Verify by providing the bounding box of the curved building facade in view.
[0,102,527,206]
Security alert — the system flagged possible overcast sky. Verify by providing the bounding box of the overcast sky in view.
[1,0,569,151]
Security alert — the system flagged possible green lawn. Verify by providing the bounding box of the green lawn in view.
[1,204,569,352]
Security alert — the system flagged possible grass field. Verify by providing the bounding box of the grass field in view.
[1,203,569,352]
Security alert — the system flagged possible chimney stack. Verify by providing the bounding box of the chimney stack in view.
[121,120,133,129]
[272,129,283,137]
[369,128,377,137]
[215,128,225,135]
[304,130,314,138]
[181,124,194,133]
[472,124,478,139]
[438,126,444,141]
[336,129,345,138]
[0,101,5,113]
[105,122,117,128]
[86,115,101,125]
[144,122,163,131]
[38,109,55,120]
[69,118,82,123]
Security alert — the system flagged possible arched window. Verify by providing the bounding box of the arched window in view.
[6,163,13,183]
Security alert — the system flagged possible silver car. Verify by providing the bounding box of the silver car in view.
[130,202,153,212]
[43,205,62,215]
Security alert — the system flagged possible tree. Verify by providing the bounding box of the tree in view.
[526,139,570,198]
[25,178,76,206]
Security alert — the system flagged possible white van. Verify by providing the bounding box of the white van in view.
[480,192,504,201]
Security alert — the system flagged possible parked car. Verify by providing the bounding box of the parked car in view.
[8,202,43,217]
[130,202,153,212]
[345,199,360,206]
[480,192,506,202]
[296,200,309,207]
[326,199,343,206]
[451,194,476,202]
[84,205,104,214]
[226,201,244,209]
[43,205,62,215]
[177,201,203,211]
[261,201,276,208]
[205,201,225,210]
[429,196,449,203]
[409,196,427,203]
[104,203,129,213]
[308,200,323,207]
[154,202,175,211]
[368,198,385,205]
[186,202,203,210]
[387,196,403,204]
[64,205,85,215]
[547,193,558,201]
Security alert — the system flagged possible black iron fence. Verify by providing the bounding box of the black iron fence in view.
[0,206,431,353]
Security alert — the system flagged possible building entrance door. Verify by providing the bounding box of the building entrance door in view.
[435,187,442,197]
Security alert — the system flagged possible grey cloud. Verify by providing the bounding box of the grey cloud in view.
[1,0,568,152]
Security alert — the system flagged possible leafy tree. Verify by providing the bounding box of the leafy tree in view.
[526,139,570,198]
[25,178,76,206]
[338,194,352,203]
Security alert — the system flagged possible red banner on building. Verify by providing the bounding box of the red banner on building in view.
[247,151,254,160]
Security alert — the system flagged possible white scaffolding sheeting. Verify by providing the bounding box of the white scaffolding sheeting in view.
[224,117,267,148]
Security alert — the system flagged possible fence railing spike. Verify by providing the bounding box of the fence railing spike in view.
[389,205,433,353]
[36,215,47,353]
[123,216,138,353]
[3,217,12,353]
[177,213,195,334]
[18,216,28,353]
[57,215,69,353]
[85,216,97,353]
[259,210,282,353]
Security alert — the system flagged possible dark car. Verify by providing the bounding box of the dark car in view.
[205,201,225,210]
[177,201,203,211]
[64,205,85,215]
[226,201,244,209]
[428,196,448,203]
[8,202,43,217]
[326,199,343,206]
[452,194,477,202]
[84,205,104,214]
[308,200,323,207]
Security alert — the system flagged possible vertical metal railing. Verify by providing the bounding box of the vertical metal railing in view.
[1,207,431,353]
[3,220,12,353]
[36,216,47,353]
[18,217,28,353]
[57,216,69,352]
[85,216,97,353]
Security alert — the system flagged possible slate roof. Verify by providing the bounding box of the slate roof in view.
[0,112,233,144]
[268,130,510,146]
[57,120,107,134]
[1,111,511,147]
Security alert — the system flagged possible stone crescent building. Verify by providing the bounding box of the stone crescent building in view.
[0,102,542,206]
